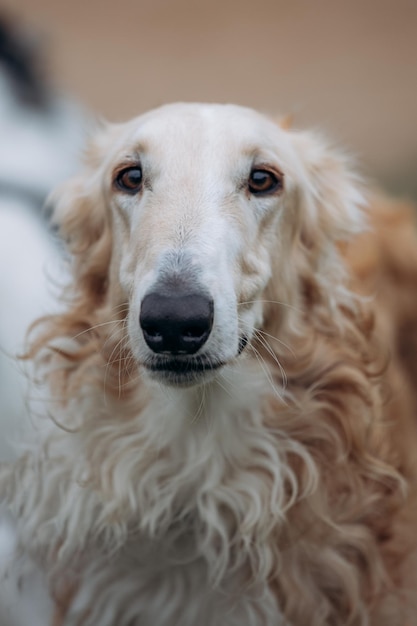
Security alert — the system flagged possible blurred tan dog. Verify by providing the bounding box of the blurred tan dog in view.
[2,103,417,626]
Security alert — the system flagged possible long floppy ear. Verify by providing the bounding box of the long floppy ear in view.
[290,130,366,253]
[274,129,368,318]
[48,123,116,308]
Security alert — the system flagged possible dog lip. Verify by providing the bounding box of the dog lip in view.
[238,335,248,355]
[143,356,224,387]
[143,335,248,377]
[144,356,224,374]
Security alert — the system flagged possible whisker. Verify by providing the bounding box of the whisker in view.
[124,352,139,382]
[238,299,305,316]
[110,302,130,310]
[104,333,129,399]
[216,372,238,399]
[255,328,296,358]
[101,319,129,353]
[71,320,124,341]
[248,342,286,404]
[254,330,288,389]
[190,384,206,425]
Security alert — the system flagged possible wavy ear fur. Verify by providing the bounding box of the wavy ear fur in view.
[275,130,368,318]
[48,124,115,309]
[291,130,366,250]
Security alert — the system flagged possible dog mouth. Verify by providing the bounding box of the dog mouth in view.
[142,335,248,387]
[143,355,224,386]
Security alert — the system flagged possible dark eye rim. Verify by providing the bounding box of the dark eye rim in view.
[248,168,284,196]
[113,164,143,194]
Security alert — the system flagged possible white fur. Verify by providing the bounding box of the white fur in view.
[9,361,320,624]
[2,103,369,625]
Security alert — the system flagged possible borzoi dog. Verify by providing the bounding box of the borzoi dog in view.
[2,103,417,626]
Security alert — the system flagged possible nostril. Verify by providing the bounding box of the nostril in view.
[140,292,214,355]
[182,323,209,339]
[142,326,163,348]
[142,325,162,339]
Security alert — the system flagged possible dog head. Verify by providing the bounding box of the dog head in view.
[52,103,364,387]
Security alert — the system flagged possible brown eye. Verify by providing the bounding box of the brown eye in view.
[248,169,283,195]
[115,166,143,194]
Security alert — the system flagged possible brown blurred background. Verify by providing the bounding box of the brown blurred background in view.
[4,0,417,196]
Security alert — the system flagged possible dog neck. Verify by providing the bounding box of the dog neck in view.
[138,357,283,445]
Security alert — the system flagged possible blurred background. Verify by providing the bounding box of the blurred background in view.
[0,2,415,623]
[4,0,417,190]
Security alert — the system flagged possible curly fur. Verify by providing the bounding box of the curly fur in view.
[2,103,417,626]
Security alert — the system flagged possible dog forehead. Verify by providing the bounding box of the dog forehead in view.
[121,103,284,164]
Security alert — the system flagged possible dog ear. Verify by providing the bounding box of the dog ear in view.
[290,130,366,251]
[48,123,115,305]
[271,129,369,317]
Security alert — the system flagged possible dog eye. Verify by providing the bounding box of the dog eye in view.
[248,169,283,195]
[115,166,143,194]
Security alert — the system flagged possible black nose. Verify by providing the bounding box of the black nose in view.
[140,292,214,355]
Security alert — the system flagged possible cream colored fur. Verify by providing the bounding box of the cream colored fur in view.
[2,103,417,626]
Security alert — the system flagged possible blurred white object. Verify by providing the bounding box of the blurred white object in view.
[0,24,87,461]
[0,17,88,625]
[0,509,53,626]
[0,200,64,460]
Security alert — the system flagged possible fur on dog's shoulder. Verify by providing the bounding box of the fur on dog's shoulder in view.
[2,103,417,626]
